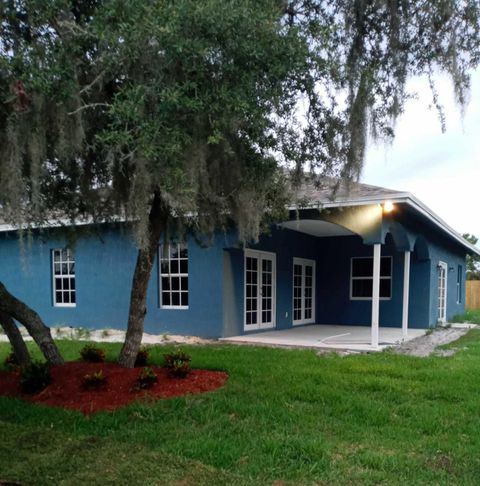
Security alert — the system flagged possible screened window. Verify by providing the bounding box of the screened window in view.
[350,256,392,300]
[159,244,188,308]
[52,249,76,307]
[457,265,462,303]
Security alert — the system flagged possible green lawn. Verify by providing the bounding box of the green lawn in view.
[451,308,480,324]
[1,332,480,485]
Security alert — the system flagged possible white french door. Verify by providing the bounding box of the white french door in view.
[244,250,276,331]
[438,261,447,323]
[293,257,316,325]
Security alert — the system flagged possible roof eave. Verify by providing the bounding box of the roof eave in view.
[289,193,480,257]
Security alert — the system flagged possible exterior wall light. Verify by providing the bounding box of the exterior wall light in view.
[383,201,394,213]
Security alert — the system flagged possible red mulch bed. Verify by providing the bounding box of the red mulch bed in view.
[0,362,228,415]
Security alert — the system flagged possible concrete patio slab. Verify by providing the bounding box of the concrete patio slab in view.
[220,325,426,352]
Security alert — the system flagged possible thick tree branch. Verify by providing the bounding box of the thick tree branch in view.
[0,311,31,367]
[0,282,63,365]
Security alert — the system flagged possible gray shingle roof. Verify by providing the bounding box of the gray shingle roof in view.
[293,177,407,205]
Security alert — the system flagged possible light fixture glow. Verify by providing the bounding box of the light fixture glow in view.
[383,201,394,213]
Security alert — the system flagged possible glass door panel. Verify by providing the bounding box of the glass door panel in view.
[293,258,316,325]
[244,251,276,330]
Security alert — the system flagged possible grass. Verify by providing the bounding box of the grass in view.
[2,333,480,484]
[451,308,480,324]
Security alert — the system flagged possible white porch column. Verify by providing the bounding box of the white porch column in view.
[402,251,411,339]
[371,243,381,348]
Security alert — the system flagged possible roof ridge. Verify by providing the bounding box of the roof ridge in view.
[353,179,406,195]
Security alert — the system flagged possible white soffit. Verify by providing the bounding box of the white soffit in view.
[279,219,355,238]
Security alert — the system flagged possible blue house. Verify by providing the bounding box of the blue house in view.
[0,180,478,347]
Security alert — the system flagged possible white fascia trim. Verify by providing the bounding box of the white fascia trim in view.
[289,192,480,257]
[0,215,125,233]
[3,193,479,256]
[288,192,413,210]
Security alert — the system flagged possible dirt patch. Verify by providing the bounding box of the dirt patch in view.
[429,453,454,474]
[0,327,214,346]
[394,326,476,357]
[0,362,228,415]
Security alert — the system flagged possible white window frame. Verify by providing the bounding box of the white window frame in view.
[438,260,448,323]
[350,256,393,301]
[456,264,462,304]
[52,248,76,308]
[159,243,189,310]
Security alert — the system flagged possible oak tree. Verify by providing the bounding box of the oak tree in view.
[1,0,479,366]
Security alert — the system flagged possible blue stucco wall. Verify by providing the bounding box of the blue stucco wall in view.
[313,234,414,328]
[223,227,322,337]
[0,226,225,337]
[223,218,468,335]
[425,236,466,325]
[0,206,468,339]
[408,251,431,328]
[393,208,466,327]
[223,228,428,336]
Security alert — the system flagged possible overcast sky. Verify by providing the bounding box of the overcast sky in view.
[362,69,480,245]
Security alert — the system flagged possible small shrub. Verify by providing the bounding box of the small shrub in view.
[76,327,92,339]
[164,350,191,378]
[80,344,106,363]
[82,370,107,391]
[132,367,158,391]
[135,346,149,367]
[4,351,19,369]
[20,361,51,394]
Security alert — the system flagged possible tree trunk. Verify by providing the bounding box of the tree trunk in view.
[118,192,168,368]
[0,282,64,365]
[0,311,31,367]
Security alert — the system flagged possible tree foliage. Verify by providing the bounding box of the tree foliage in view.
[1,0,479,242]
[1,0,479,366]
[463,233,480,280]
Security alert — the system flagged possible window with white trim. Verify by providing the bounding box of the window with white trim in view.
[159,244,188,308]
[350,256,392,300]
[457,265,462,303]
[52,249,76,307]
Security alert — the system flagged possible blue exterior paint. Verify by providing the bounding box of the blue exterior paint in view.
[408,250,431,328]
[223,227,322,337]
[0,227,225,337]
[390,205,467,326]
[0,201,469,338]
[222,221,466,335]
[425,237,466,325]
[312,234,408,328]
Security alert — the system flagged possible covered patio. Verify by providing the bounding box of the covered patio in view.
[277,201,418,350]
[221,324,425,352]
[222,180,475,344]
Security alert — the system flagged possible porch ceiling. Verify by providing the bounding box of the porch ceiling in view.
[279,219,355,238]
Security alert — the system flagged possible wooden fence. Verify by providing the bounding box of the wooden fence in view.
[466,281,480,309]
